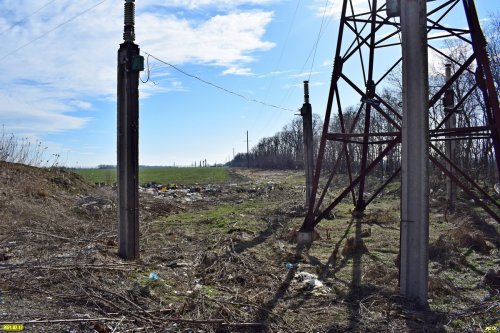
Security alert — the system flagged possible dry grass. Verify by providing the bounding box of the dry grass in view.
[0,163,499,332]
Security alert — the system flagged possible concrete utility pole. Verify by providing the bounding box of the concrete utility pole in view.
[400,0,430,306]
[301,81,314,208]
[247,131,250,168]
[444,64,456,212]
[117,0,144,260]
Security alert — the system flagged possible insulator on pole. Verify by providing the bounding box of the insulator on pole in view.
[303,81,310,104]
[123,0,135,42]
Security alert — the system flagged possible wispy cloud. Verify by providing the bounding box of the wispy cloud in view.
[289,71,320,78]
[140,0,276,10]
[140,11,275,73]
[283,81,325,89]
[222,67,254,76]
[0,0,275,136]
[255,69,293,79]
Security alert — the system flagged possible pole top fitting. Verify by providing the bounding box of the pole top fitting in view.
[445,63,451,68]
[123,0,136,42]
[303,81,310,105]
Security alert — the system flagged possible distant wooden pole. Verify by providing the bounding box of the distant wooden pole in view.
[117,0,143,260]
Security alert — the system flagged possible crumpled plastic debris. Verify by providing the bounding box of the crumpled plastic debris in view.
[294,271,330,295]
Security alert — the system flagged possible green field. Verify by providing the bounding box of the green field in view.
[74,167,230,185]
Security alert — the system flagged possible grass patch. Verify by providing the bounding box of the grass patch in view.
[74,167,230,185]
[156,199,270,233]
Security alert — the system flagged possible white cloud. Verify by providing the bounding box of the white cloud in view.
[283,81,325,89]
[222,67,254,76]
[0,0,275,136]
[289,71,320,78]
[427,43,474,75]
[321,59,333,67]
[69,100,93,110]
[255,69,292,79]
[139,0,275,10]
[0,91,90,133]
[139,11,275,72]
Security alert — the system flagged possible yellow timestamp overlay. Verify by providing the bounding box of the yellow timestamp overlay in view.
[485,326,498,332]
[1,324,24,332]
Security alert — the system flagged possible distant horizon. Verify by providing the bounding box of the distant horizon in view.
[67,163,229,170]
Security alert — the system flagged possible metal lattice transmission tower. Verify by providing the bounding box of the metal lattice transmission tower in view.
[302,0,500,231]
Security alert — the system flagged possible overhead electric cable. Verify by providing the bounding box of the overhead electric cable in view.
[308,0,332,81]
[263,0,301,99]
[0,0,59,37]
[278,0,336,108]
[252,0,302,137]
[144,52,295,112]
[0,0,108,61]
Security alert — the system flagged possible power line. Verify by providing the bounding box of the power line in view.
[0,0,109,61]
[144,52,295,112]
[0,0,60,37]
[263,0,301,101]
[308,0,332,81]
[278,1,336,108]
[252,0,302,138]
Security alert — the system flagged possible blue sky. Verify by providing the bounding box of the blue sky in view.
[0,0,498,167]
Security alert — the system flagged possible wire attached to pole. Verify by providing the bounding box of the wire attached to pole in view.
[143,51,296,112]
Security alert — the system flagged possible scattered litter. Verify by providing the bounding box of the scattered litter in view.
[296,272,315,282]
[361,228,372,238]
[76,195,113,211]
[294,272,330,295]
[307,279,324,289]
[148,272,159,280]
[82,244,98,254]
[166,261,179,268]
[165,260,192,268]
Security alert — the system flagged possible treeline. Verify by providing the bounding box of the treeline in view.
[229,80,496,181]
[227,15,499,182]
[228,116,322,169]
[228,82,496,181]
[226,98,403,176]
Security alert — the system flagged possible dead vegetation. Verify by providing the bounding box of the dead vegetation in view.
[0,163,499,332]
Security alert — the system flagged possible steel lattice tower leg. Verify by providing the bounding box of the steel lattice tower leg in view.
[301,0,500,233]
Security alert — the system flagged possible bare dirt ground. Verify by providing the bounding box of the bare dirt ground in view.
[0,162,499,332]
